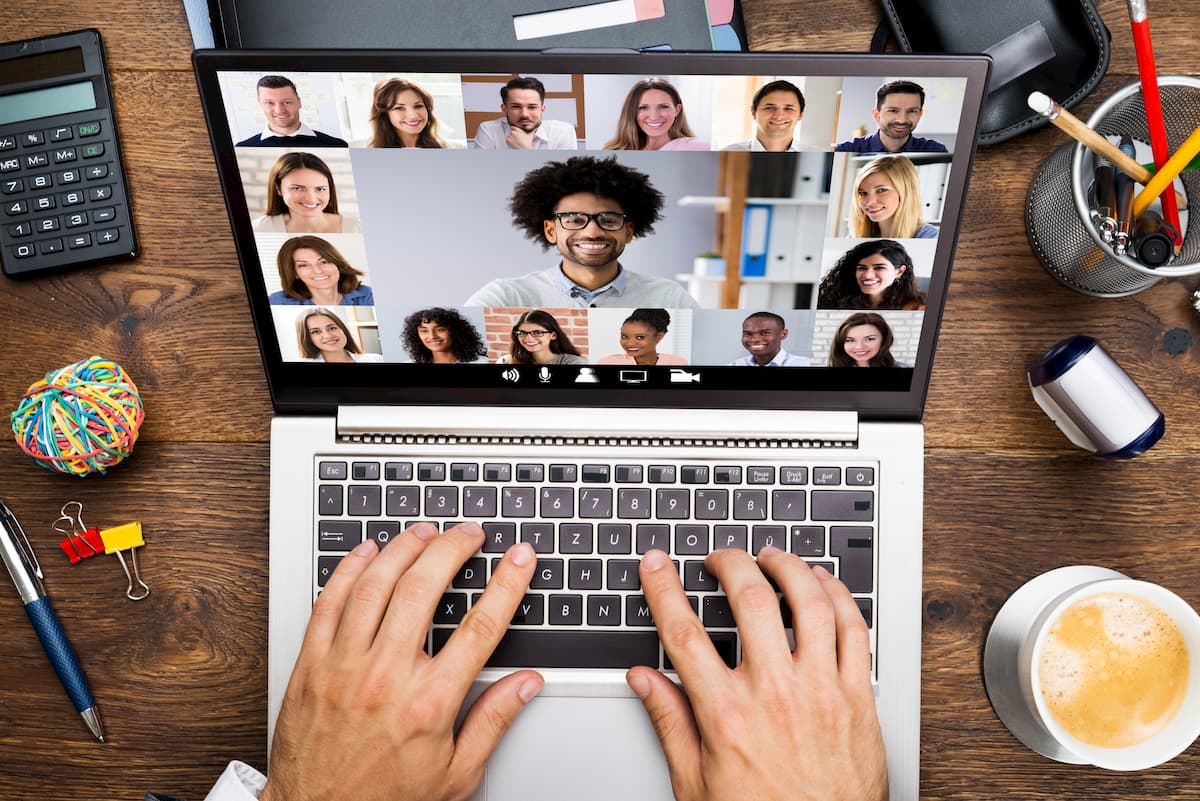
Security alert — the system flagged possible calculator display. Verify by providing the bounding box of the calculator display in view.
[0,48,86,88]
[0,81,96,126]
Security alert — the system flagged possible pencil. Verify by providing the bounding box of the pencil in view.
[1126,0,1182,239]
[1133,122,1200,218]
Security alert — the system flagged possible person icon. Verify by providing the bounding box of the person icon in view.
[730,311,811,366]
[473,77,578,150]
[574,367,600,383]
[835,80,947,154]
[722,80,805,152]
[236,75,348,148]
[464,156,698,309]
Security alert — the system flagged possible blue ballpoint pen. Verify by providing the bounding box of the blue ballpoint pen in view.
[0,500,105,742]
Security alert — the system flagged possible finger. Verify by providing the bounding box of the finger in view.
[299,538,381,659]
[450,669,544,794]
[374,522,487,656]
[812,566,874,686]
[640,549,728,692]
[627,667,702,800]
[758,550,838,670]
[436,541,537,697]
[703,547,791,672]
[333,522,439,655]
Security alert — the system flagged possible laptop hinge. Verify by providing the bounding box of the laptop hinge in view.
[336,406,859,448]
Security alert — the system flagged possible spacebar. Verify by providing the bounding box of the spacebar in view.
[432,629,660,668]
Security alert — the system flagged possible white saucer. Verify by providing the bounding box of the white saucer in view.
[982,565,1127,763]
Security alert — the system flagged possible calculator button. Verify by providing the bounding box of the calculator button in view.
[81,143,105,159]
[24,153,49,169]
[61,190,85,206]
[8,221,32,237]
[77,122,102,137]
[67,233,92,249]
[58,169,80,184]
[91,207,115,223]
[36,217,61,232]
[85,164,108,180]
[88,186,113,202]
[53,147,77,163]
[0,157,18,173]
[33,196,56,211]
[38,238,64,254]
[12,243,36,258]
[49,126,74,142]
[0,136,16,151]
[65,211,88,228]
[96,228,120,244]
[30,174,52,190]
[21,131,45,147]
[5,199,27,216]
[2,178,23,194]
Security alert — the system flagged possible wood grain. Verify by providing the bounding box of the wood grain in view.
[2,1,1199,799]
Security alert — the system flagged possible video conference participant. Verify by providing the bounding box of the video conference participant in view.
[730,311,811,366]
[849,155,938,239]
[722,80,805,153]
[828,312,900,367]
[835,80,947,154]
[253,152,361,234]
[269,236,374,306]
[368,78,447,149]
[817,239,926,311]
[603,78,710,151]
[597,308,687,366]
[236,75,348,148]
[473,77,577,151]
[464,156,699,309]
[401,308,487,364]
[499,309,586,365]
[295,308,383,363]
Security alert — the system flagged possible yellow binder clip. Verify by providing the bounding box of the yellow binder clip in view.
[98,521,150,601]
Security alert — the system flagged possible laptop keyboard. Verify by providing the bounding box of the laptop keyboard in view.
[314,456,877,676]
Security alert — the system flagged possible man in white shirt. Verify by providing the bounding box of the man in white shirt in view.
[472,76,578,150]
[722,80,805,153]
[730,311,811,366]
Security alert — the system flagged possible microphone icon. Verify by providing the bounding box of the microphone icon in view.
[538,366,551,383]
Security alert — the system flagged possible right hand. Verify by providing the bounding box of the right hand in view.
[627,547,888,801]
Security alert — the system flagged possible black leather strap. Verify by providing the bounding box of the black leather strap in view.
[870,18,892,53]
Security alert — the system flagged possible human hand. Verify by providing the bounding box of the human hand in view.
[627,547,887,801]
[505,126,536,149]
[261,523,542,801]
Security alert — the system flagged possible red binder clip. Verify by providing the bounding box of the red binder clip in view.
[55,501,105,563]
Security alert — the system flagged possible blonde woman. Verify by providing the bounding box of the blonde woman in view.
[849,155,937,239]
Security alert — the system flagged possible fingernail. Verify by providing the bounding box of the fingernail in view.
[627,670,651,700]
[353,539,378,555]
[758,545,783,558]
[410,522,438,541]
[642,549,668,572]
[458,521,484,536]
[518,675,544,703]
[510,541,535,566]
[812,565,833,581]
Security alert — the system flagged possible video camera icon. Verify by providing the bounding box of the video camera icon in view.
[669,369,700,383]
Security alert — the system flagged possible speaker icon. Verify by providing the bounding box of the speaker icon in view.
[501,368,520,383]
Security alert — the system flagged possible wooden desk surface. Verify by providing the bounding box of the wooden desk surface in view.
[2,1,1198,798]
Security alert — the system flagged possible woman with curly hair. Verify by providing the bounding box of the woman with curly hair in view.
[500,309,585,365]
[849,155,937,239]
[828,312,896,368]
[817,239,926,311]
[602,78,709,151]
[597,308,687,366]
[368,78,446,149]
[401,307,486,364]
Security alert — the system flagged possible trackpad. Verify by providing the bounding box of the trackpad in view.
[477,696,674,801]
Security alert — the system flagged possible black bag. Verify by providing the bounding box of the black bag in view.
[871,0,1111,144]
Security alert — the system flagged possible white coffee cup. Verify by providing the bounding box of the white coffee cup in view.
[985,566,1200,770]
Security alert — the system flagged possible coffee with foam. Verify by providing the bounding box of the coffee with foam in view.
[1039,591,1190,749]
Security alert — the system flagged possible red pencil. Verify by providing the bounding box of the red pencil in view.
[1127,0,1182,243]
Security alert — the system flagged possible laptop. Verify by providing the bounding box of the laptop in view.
[193,49,989,801]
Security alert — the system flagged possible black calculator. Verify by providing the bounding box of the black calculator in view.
[1,29,137,278]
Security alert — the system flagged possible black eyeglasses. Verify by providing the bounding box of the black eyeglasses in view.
[553,211,628,231]
[513,329,552,340]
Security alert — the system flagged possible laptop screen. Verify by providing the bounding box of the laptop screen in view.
[194,50,989,418]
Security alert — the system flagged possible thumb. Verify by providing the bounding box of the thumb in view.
[452,671,544,779]
[627,667,702,799]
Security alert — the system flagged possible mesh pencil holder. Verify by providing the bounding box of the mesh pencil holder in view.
[1026,76,1200,297]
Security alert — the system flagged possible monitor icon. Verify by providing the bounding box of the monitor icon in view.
[619,370,648,384]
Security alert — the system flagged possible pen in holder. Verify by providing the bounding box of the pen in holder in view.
[1026,76,1200,296]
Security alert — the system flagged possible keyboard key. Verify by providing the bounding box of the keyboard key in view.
[713,524,748,551]
[549,464,577,482]
[483,463,510,481]
[434,628,661,668]
[789,526,825,556]
[675,524,709,555]
[702,596,734,627]
[85,164,108,179]
[665,632,738,670]
[568,559,603,590]
[558,523,593,554]
[625,595,654,627]
[581,464,610,483]
[512,594,545,625]
[521,523,555,554]
[450,462,478,481]
[540,487,573,517]
[813,467,841,485]
[597,523,632,554]
[77,121,102,137]
[747,466,775,484]
[351,461,380,480]
[606,559,641,590]
[830,527,874,592]
[548,594,582,625]
[683,560,716,591]
[587,595,622,626]
[617,488,651,519]
[316,555,342,587]
[681,466,709,484]
[91,206,116,222]
[578,487,612,518]
[318,520,361,551]
[65,211,87,228]
[532,558,564,589]
[811,491,873,521]
[347,485,382,516]
[386,486,420,516]
[771,490,806,521]
[856,598,874,628]
[752,525,787,553]
[636,524,670,554]
[501,487,536,517]
[462,486,497,518]
[656,488,689,519]
[615,464,643,483]
[648,465,676,483]
[434,593,468,624]
[847,467,875,486]
[516,463,544,482]
[366,521,401,548]
[694,489,728,520]
[453,557,486,589]
[95,227,119,244]
[38,238,63,254]
[714,466,742,484]
[732,489,767,520]
[417,462,445,481]
[318,485,343,516]
[482,522,516,553]
[781,467,808,485]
